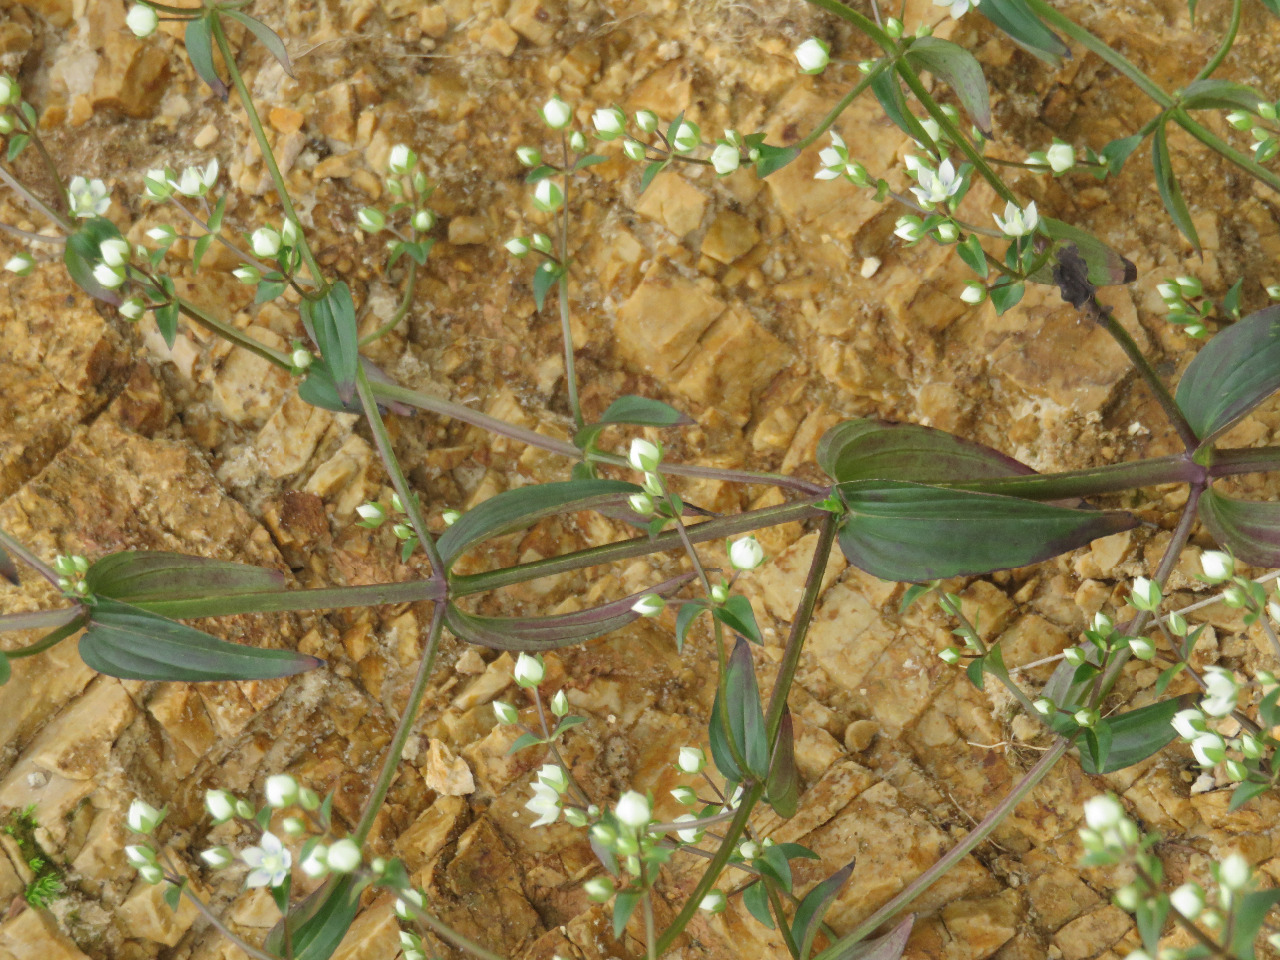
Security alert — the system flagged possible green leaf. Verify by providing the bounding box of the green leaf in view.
[207,196,226,234]
[1258,0,1280,15]
[1075,697,1185,774]
[904,37,992,135]
[264,874,364,960]
[0,653,9,686]
[817,419,1035,486]
[444,573,694,651]
[956,234,988,278]
[1152,124,1201,253]
[162,880,184,912]
[989,280,1025,315]
[1154,662,1185,696]
[1229,780,1271,811]
[0,541,17,585]
[305,282,360,405]
[966,656,985,690]
[639,160,667,193]
[64,217,126,305]
[714,594,762,644]
[532,261,560,311]
[1179,78,1267,112]
[6,134,29,162]
[766,708,800,819]
[754,143,800,178]
[1259,687,1280,728]
[154,302,179,348]
[507,731,545,754]
[1229,888,1280,959]
[524,164,559,183]
[254,280,287,304]
[793,861,854,960]
[1175,304,1280,442]
[185,17,227,99]
[1199,488,1280,566]
[834,480,1136,581]
[1080,720,1113,773]
[1100,133,1144,176]
[870,71,934,150]
[725,638,770,779]
[573,154,608,171]
[1135,895,1170,954]
[223,10,294,77]
[675,601,706,652]
[1222,277,1244,319]
[977,0,1070,65]
[742,881,775,929]
[404,239,435,266]
[613,890,641,939]
[192,234,214,273]
[1025,218,1137,288]
[87,551,285,605]
[439,479,640,570]
[601,395,694,428]
[839,916,914,960]
[552,715,587,737]
[80,598,323,682]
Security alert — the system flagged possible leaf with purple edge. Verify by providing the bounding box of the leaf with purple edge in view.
[766,708,800,819]
[0,541,17,585]
[817,419,1036,486]
[792,861,855,960]
[713,594,763,644]
[185,17,227,99]
[1176,304,1280,442]
[903,37,992,135]
[1199,488,1280,566]
[724,637,769,778]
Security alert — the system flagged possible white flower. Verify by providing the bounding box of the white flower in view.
[125,844,157,868]
[69,176,110,218]
[126,4,159,37]
[671,121,700,154]
[1128,636,1156,660]
[628,437,662,472]
[493,700,519,724]
[515,145,541,167]
[1128,576,1162,612]
[282,817,305,836]
[388,144,416,174]
[356,502,385,526]
[677,746,706,774]
[533,178,564,212]
[242,832,291,888]
[265,774,299,808]
[1169,882,1204,918]
[1200,550,1234,582]
[1191,731,1226,767]
[592,107,626,140]
[537,763,569,794]
[1157,281,1180,303]
[504,237,530,257]
[138,864,165,885]
[1046,141,1075,173]
[530,233,553,254]
[960,282,987,305]
[729,536,765,571]
[205,789,236,823]
[993,200,1039,238]
[99,237,130,267]
[513,652,545,688]
[1201,666,1239,717]
[710,583,729,604]
[200,846,233,869]
[628,492,655,517]
[569,130,587,152]
[356,207,385,232]
[1082,794,1125,831]
[541,96,572,130]
[171,159,218,198]
[550,689,569,716]
[5,252,33,275]
[673,813,703,843]
[143,168,174,201]
[0,76,19,106]
[935,220,959,243]
[622,139,647,162]
[1219,852,1251,890]
[233,265,260,284]
[934,0,979,18]
[325,839,361,873]
[127,799,164,834]
[710,143,740,176]
[526,781,562,827]
[671,785,697,804]
[146,224,175,243]
[939,646,962,664]
[631,594,665,618]
[1091,612,1114,636]
[119,297,146,320]
[1171,708,1206,741]
[412,209,434,231]
[615,790,651,829]
[909,158,963,207]
[93,263,125,289]
[795,37,830,74]
[250,227,282,258]
[634,110,659,134]
[699,890,727,913]
[894,216,925,243]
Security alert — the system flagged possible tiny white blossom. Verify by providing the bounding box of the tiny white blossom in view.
[729,536,765,571]
[1171,708,1206,741]
[960,282,987,305]
[126,3,159,37]
[138,864,165,885]
[93,263,125,289]
[1200,550,1234,582]
[533,178,564,212]
[242,831,291,888]
[388,144,416,175]
[513,652,545,688]
[1219,852,1251,890]
[395,888,425,920]
[119,297,146,320]
[1191,731,1226,767]
[233,265,261,284]
[894,216,925,243]
[795,37,830,75]
[628,492,655,517]
[909,158,962,207]
[568,130,586,152]
[100,237,130,267]
[1169,882,1204,918]
[541,96,572,130]
[628,437,662,472]
[127,799,164,834]
[250,227,281,258]
[1128,576,1162,612]
[125,844,157,868]
[671,121,700,154]
[205,789,236,823]
[1128,636,1156,660]
[356,207,386,232]
[584,877,615,902]
[615,790,651,829]
[69,176,111,218]
[143,168,174,201]
[171,159,219,198]
[526,781,562,827]
[934,0,979,18]
[710,143,740,176]
[592,107,626,141]
[1046,141,1074,173]
[677,746,706,774]
[993,200,1038,238]
[412,209,435,231]
[670,785,697,804]
[515,145,541,167]
[673,813,703,843]
[622,139,647,162]
[537,763,570,794]
[300,845,328,878]
[699,890,727,913]
[265,774,299,808]
[5,252,33,275]
[325,839,361,873]
[493,700,519,724]
[1201,666,1239,718]
[631,594,665,618]
[1082,794,1125,831]
[200,846,233,869]
[550,689,569,716]
[634,110,659,134]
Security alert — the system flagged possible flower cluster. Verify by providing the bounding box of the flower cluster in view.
[1226,100,1280,163]
[1155,274,1221,338]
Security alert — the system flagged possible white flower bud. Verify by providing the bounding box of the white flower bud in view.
[628,492,656,517]
[939,646,962,664]
[622,139,647,161]
[394,888,424,919]
[93,263,125,288]
[126,3,159,37]
[1074,707,1099,728]
[138,864,165,885]
[614,790,651,829]
[884,16,903,36]
[1033,698,1054,715]
[513,652,545,688]
[670,785,697,805]
[5,252,33,275]
[631,594,665,618]
[441,509,461,526]
[1083,794,1125,830]
[935,221,959,243]
[729,536,765,571]
[677,746,706,774]
[282,816,306,836]
[1128,636,1155,660]
[200,846,233,869]
[1128,576,1161,612]
[533,178,564,212]
[530,233,554,254]
[100,237,130,267]
[537,763,570,794]
[325,838,361,873]
[265,774,299,809]
[515,145,541,167]
[795,37,831,74]
[412,209,435,231]
[1200,550,1233,582]
[504,237,530,257]
[541,96,572,130]
[1219,852,1251,890]
[699,890,727,913]
[388,144,416,175]
[584,877,614,902]
[674,813,703,843]
[300,845,328,877]
[1191,731,1226,766]
[710,142,740,175]
[671,121,700,154]
[593,107,626,140]
[250,227,281,258]
[550,689,569,717]
[568,130,586,152]
[1169,882,1204,918]
[233,265,261,284]
[493,700,518,724]
[960,282,987,305]
[635,110,659,133]
[125,844,157,868]
[1046,141,1075,173]
[894,216,925,243]
[127,799,165,834]
[356,207,386,232]
[0,76,19,106]
[628,437,662,472]
[1172,708,1206,741]
[1201,665,1239,717]
[119,297,146,320]
[710,583,729,604]
[205,789,236,823]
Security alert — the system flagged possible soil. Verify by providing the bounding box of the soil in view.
[1,0,1280,958]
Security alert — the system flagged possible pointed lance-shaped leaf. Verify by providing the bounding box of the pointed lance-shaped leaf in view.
[264,874,364,960]
[80,599,323,682]
[841,916,916,960]
[977,0,1070,65]
[185,16,228,99]
[724,637,770,779]
[1175,304,1280,443]
[297,359,413,416]
[1024,220,1137,288]
[223,10,295,77]
[1199,488,1280,566]
[835,480,1137,582]
[903,38,992,136]
[1178,78,1268,112]
[766,708,800,819]
[305,282,360,405]
[713,594,763,644]
[1152,124,1201,253]
[871,70,936,150]
[818,419,1035,486]
[0,540,16,585]
[1229,889,1280,960]
[792,861,856,960]
[86,552,286,604]
[575,395,694,450]
[443,572,696,650]
[1073,697,1191,774]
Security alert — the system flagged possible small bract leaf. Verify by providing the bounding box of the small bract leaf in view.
[305,282,359,405]
[754,143,800,178]
[1175,304,1280,442]
[1152,124,1201,253]
[713,594,763,644]
[184,17,227,99]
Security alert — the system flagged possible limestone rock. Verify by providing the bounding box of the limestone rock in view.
[423,738,475,796]
[634,172,709,238]
[615,261,725,378]
[0,909,89,960]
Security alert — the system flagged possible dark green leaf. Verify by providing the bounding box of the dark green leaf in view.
[990,280,1025,315]
[725,638,770,778]
[1199,488,1280,566]
[533,261,560,311]
[265,874,364,960]
[708,683,741,784]
[1222,277,1244,319]
[6,134,29,162]
[524,164,558,183]
[754,143,800,178]
[793,861,854,960]
[80,598,323,682]
[1179,78,1266,112]
[444,572,695,651]
[573,154,608,171]
[154,302,179,348]
[1025,219,1137,287]
[966,656,985,689]
[639,160,667,193]
[977,0,1070,65]
[742,881,775,929]
[508,732,545,754]
[87,551,285,604]
[1100,133,1144,176]
[162,880,184,912]
[766,708,800,819]
[600,395,695,428]
[871,71,934,150]
[899,583,932,613]
[1259,687,1280,728]
[0,540,19,585]
[0,653,9,686]
[224,10,294,77]
[185,17,227,99]
[305,282,359,404]
[1175,304,1280,441]
[405,239,435,265]
[904,37,992,135]
[613,890,641,939]
[757,845,794,892]
[776,843,821,862]
[957,234,988,278]
[1076,697,1186,774]
[835,480,1136,581]
[254,280,287,304]
[1081,720,1113,773]
[1229,888,1280,959]
[1229,780,1271,811]
[1259,0,1280,16]
[1154,662,1185,696]
[714,595,762,644]
[1152,124,1200,253]
[817,418,1035,486]
[1135,896,1170,954]
[675,601,706,652]
[65,217,125,305]
[439,479,640,569]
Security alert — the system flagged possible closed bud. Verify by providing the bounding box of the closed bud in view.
[699,890,727,913]
[1167,611,1188,635]
[550,689,569,716]
[1219,852,1251,890]
[530,233,554,254]
[584,877,614,902]
[394,888,424,920]
[1227,110,1254,129]
[1046,141,1075,173]
[0,115,11,135]
[1224,759,1249,782]
[538,763,570,794]
[126,844,158,868]
[1260,102,1278,121]
[356,502,385,527]
[710,142,740,176]
[738,840,759,860]
[1240,732,1265,759]
[298,787,320,811]
[513,652,545,688]
[622,139,647,161]
[356,207,385,232]
[1033,698,1055,715]
[960,282,986,305]
[635,110,659,133]
[200,846,233,869]
[0,76,19,106]
[592,107,626,140]
[282,816,305,837]
[1169,882,1204,919]
[1157,281,1181,302]
[1128,636,1156,660]
[671,121,701,154]
[4,252,33,275]
[1063,646,1086,667]
[138,864,165,885]
[939,646,962,664]
[235,798,256,819]
[884,16,903,36]
[264,774,299,809]
[412,209,435,231]
[795,37,831,75]
[388,144,417,175]
[628,437,662,472]
[1114,883,1142,911]
[710,583,729,604]
[1074,707,1100,728]
[504,237,531,257]
[614,790,651,829]
[670,785,697,805]
[93,263,126,288]
[564,807,588,826]
[516,145,541,167]
[205,789,236,823]
[233,264,261,284]
[325,838,361,873]
[541,96,572,130]
[934,221,959,243]
[533,178,564,212]
[99,237,130,267]
[441,508,462,526]
[126,4,159,38]
[250,227,281,258]
[729,536,765,571]
[568,131,587,152]
[628,492,655,517]
[119,297,146,320]
[631,594,664,618]
[493,700,519,724]
[677,746,706,774]
[1175,275,1203,297]
[127,799,165,834]
[1267,284,1280,300]
[1128,577,1162,612]
[291,348,312,370]
[1083,793,1126,830]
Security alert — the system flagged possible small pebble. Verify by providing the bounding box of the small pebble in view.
[193,123,219,148]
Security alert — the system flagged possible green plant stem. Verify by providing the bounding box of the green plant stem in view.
[353,600,444,844]
[558,130,584,433]
[359,261,416,346]
[211,14,328,293]
[14,112,67,212]
[0,528,59,586]
[2,615,85,658]
[945,453,1203,500]
[1194,0,1242,82]
[811,737,1070,960]
[791,59,893,154]
[938,593,1043,721]
[644,890,657,960]
[451,498,826,595]
[0,606,81,635]
[1131,861,1232,959]
[763,513,837,739]
[176,295,293,367]
[356,366,446,579]
[1175,110,1280,194]
[170,196,265,271]
[137,578,446,620]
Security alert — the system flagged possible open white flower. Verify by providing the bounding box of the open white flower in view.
[242,831,291,888]
[909,158,962,207]
[171,159,219,198]
[69,176,110,218]
[934,0,979,18]
[526,781,562,827]
[325,839,361,873]
[537,763,569,794]
[1201,666,1239,717]
[993,200,1038,238]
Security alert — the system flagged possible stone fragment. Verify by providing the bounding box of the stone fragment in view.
[71,806,130,883]
[230,888,281,927]
[91,24,170,116]
[451,652,514,711]
[506,0,561,45]
[317,82,356,143]
[748,530,846,622]
[210,327,292,426]
[844,719,878,752]
[1052,905,1132,960]
[671,306,793,425]
[448,216,489,245]
[255,394,336,480]
[423,738,475,795]
[395,795,469,873]
[753,759,876,845]
[480,18,520,55]
[0,908,90,960]
[941,893,1020,959]
[440,818,541,954]
[25,678,135,780]
[634,172,709,238]
[615,262,725,378]
[332,895,402,960]
[702,210,760,265]
[118,858,201,945]
[1026,864,1101,930]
